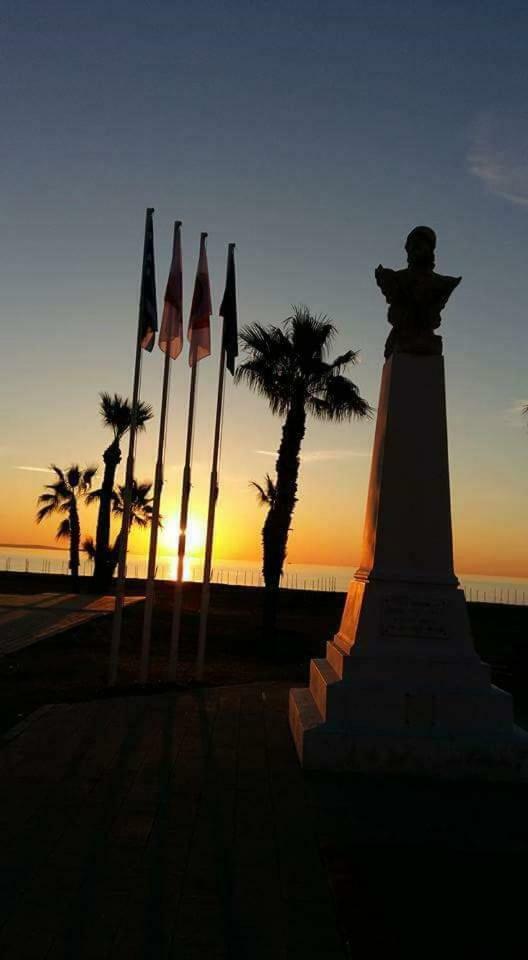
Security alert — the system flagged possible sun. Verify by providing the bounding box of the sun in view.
[160,513,206,557]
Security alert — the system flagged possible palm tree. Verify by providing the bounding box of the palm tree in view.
[236,305,372,627]
[84,479,157,578]
[93,393,153,588]
[36,465,97,582]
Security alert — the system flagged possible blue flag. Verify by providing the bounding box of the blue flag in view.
[139,208,158,351]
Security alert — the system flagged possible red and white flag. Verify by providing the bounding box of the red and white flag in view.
[188,232,212,365]
[159,221,183,359]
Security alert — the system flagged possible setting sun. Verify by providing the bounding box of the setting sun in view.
[160,513,206,557]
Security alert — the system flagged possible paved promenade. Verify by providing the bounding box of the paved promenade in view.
[0,593,141,657]
[0,683,344,959]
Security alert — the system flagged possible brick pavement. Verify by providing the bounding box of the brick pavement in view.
[0,683,345,959]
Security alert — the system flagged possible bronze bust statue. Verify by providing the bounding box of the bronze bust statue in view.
[375,226,461,358]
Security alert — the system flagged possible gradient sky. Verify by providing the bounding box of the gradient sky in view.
[1,0,527,576]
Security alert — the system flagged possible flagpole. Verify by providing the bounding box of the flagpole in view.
[108,207,155,687]
[195,328,227,682]
[167,360,198,680]
[138,346,171,682]
[108,325,143,686]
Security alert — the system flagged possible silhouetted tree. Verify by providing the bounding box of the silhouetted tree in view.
[84,479,157,579]
[92,393,153,589]
[236,305,372,629]
[36,464,97,583]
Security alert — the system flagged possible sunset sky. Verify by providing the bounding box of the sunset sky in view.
[1,0,527,577]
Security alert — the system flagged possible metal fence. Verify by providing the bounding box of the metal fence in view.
[0,554,526,603]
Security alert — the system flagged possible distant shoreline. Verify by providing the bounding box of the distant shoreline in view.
[0,543,66,552]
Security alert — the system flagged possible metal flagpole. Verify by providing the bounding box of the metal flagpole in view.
[108,207,156,687]
[195,333,227,681]
[167,361,198,680]
[108,326,143,686]
[138,347,171,682]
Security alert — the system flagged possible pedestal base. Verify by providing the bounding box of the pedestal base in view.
[289,687,528,780]
[289,578,527,779]
[290,352,526,779]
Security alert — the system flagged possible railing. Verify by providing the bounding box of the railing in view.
[0,554,526,603]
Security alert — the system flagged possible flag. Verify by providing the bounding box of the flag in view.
[139,208,158,351]
[159,221,183,358]
[220,243,238,375]
[188,232,212,365]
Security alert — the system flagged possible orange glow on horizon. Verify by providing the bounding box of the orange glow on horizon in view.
[159,513,206,557]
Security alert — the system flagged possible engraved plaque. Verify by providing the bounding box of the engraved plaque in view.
[381,595,447,640]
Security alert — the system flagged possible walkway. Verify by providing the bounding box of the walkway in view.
[0,683,344,959]
[0,593,141,657]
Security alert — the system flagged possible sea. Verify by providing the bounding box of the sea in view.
[1,545,527,605]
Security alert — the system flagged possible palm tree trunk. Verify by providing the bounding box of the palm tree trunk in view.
[261,400,306,632]
[94,438,121,588]
[109,533,121,580]
[69,498,81,584]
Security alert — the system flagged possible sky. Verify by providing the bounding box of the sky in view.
[1,0,527,577]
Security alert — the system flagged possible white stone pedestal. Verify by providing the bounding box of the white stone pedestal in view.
[289,353,528,778]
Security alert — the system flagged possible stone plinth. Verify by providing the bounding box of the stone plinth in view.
[290,353,527,778]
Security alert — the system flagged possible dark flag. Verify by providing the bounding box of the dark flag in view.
[139,208,158,351]
[220,243,238,375]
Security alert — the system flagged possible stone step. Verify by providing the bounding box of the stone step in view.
[309,658,343,724]
[289,687,322,765]
[326,638,350,678]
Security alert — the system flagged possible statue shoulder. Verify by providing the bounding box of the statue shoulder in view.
[375,265,407,302]
[430,272,462,308]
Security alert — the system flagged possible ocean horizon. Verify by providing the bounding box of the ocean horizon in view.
[1,544,527,605]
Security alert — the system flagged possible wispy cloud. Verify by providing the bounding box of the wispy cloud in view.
[14,465,55,474]
[468,112,528,208]
[256,448,368,463]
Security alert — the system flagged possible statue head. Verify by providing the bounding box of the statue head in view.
[405,225,436,271]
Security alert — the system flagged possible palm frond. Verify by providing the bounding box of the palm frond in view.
[36,502,57,523]
[82,536,96,560]
[37,492,58,504]
[85,488,103,506]
[284,306,337,364]
[307,376,374,423]
[81,466,98,489]
[99,392,153,438]
[328,350,360,373]
[50,464,65,482]
[250,474,277,507]
[47,479,70,500]
[56,517,71,540]
[235,307,371,429]
[111,479,155,528]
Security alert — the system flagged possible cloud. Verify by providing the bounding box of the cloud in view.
[468,112,528,208]
[256,448,368,463]
[14,465,55,474]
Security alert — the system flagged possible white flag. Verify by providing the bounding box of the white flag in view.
[188,232,212,365]
[159,221,183,359]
